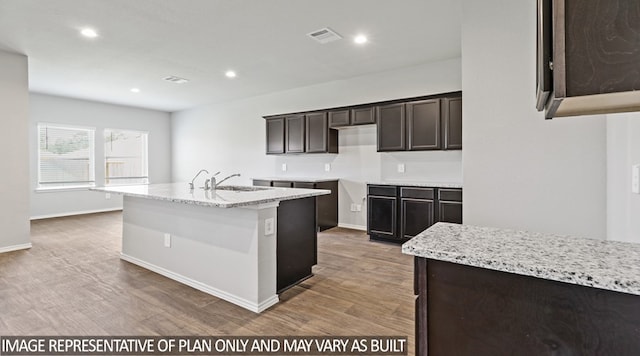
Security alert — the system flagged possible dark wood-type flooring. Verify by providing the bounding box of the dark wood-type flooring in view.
[0,212,414,352]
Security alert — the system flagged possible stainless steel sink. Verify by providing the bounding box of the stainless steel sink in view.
[214,185,272,192]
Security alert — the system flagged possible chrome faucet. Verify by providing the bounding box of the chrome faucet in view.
[189,169,209,190]
[212,173,241,189]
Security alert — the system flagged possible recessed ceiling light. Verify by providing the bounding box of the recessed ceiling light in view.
[354,35,368,44]
[130,88,140,93]
[225,70,237,78]
[80,28,98,38]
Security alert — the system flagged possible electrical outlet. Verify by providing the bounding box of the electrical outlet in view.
[356,204,362,212]
[324,163,331,172]
[350,203,357,212]
[633,164,640,194]
[265,218,275,235]
[164,233,171,248]
[105,193,111,199]
[281,163,287,172]
[397,163,405,173]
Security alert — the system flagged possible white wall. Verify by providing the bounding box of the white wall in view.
[172,58,462,229]
[0,50,30,252]
[29,93,172,219]
[461,0,607,239]
[607,112,640,243]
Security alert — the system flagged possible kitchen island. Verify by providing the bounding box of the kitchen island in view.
[403,222,640,356]
[93,183,329,313]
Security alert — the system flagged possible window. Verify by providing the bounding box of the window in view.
[104,129,148,185]
[37,124,95,189]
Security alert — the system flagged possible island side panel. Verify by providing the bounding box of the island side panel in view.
[276,196,317,292]
[417,259,640,355]
[120,196,278,313]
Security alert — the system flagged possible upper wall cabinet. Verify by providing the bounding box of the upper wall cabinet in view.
[264,91,462,154]
[265,117,285,154]
[328,106,376,128]
[536,0,640,119]
[377,95,462,152]
[306,112,338,153]
[266,113,337,155]
[285,115,305,153]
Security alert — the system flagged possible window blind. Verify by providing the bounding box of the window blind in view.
[38,124,95,188]
[104,129,149,185]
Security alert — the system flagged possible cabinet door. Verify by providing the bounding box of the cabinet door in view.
[367,195,397,238]
[401,198,435,239]
[305,112,328,153]
[438,201,462,224]
[407,99,441,150]
[285,115,305,153]
[443,97,462,150]
[265,118,285,154]
[328,110,350,128]
[377,103,406,152]
[351,106,376,125]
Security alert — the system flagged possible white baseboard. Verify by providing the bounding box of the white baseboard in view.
[30,208,123,220]
[0,243,32,254]
[338,223,367,231]
[120,253,279,313]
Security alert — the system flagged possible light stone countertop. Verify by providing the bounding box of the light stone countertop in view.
[252,177,340,183]
[402,222,640,296]
[91,183,329,209]
[367,181,463,188]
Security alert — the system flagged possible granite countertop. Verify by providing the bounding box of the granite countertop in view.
[367,181,463,188]
[91,183,329,209]
[402,222,640,296]
[252,177,340,183]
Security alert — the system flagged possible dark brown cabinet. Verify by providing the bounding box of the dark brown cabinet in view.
[367,185,398,240]
[438,188,462,224]
[351,106,376,125]
[305,112,338,153]
[285,115,305,153]
[265,118,285,154]
[377,103,406,152]
[407,99,441,150]
[401,187,436,239]
[443,97,462,150]
[377,96,461,152]
[253,179,339,231]
[536,0,640,118]
[328,110,350,128]
[368,184,462,243]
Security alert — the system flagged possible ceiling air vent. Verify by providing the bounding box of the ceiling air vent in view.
[162,75,189,84]
[307,27,342,44]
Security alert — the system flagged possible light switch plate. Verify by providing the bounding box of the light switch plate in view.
[281,163,287,172]
[397,163,405,173]
[633,164,640,194]
[164,233,171,248]
[324,163,331,172]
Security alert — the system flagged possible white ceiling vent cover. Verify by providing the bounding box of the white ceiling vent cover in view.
[307,27,342,44]
[162,75,190,84]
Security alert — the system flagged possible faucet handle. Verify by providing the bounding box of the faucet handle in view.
[204,179,211,190]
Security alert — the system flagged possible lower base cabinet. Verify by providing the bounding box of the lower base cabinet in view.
[253,179,338,231]
[367,184,461,243]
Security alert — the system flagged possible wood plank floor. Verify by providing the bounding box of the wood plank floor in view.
[0,212,415,352]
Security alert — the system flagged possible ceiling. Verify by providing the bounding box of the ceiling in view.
[0,0,461,112]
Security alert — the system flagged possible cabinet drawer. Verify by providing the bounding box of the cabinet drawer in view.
[367,185,397,197]
[400,187,434,200]
[293,182,315,189]
[439,188,462,202]
[273,181,293,188]
[253,179,272,187]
